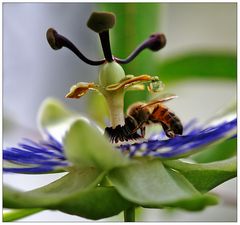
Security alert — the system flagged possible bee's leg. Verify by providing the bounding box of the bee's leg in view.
[105,126,123,143]
[104,126,117,142]
[160,122,175,138]
[140,126,146,138]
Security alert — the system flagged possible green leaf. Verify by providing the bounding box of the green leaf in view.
[163,157,237,193]
[158,52,237,83]
[3,208,43,222]
[4,167,133,220]
[109,159,217,211]
[63,119,129,171]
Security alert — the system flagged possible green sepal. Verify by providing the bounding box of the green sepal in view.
[163,157,237,193]
[4,167,103,207]
[57,187,134,220]
[3,208,43,222]
[192,138,237,163]
[155,193,218,211]
[4,184,133,220]
[109,159,218,211]
[37,98,97,140]
[38,98,73,129]
[3,167,133,220]
[63,119,129,171]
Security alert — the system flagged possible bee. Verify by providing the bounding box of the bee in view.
[104,94,183,143]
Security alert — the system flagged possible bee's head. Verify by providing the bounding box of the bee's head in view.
[127,102,151,124]
[127,102,145,117]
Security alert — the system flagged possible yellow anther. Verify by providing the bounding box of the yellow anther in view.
[65,82,97,99]
[106,74,153,91]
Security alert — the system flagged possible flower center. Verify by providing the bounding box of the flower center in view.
[46,11,167,137]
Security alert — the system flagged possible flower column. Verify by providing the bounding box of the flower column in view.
[46,11,166,142]
[87,12,126,128]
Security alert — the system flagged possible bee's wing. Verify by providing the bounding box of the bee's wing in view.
[141,93,178,108]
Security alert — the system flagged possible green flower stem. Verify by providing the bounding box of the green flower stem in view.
[3,208,43,222]
[103,90,125,128]
[124,207,135,222]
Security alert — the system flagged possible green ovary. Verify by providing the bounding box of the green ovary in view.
[99,61,125,87]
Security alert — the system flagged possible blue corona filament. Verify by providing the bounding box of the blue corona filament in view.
[3,118,237,173]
